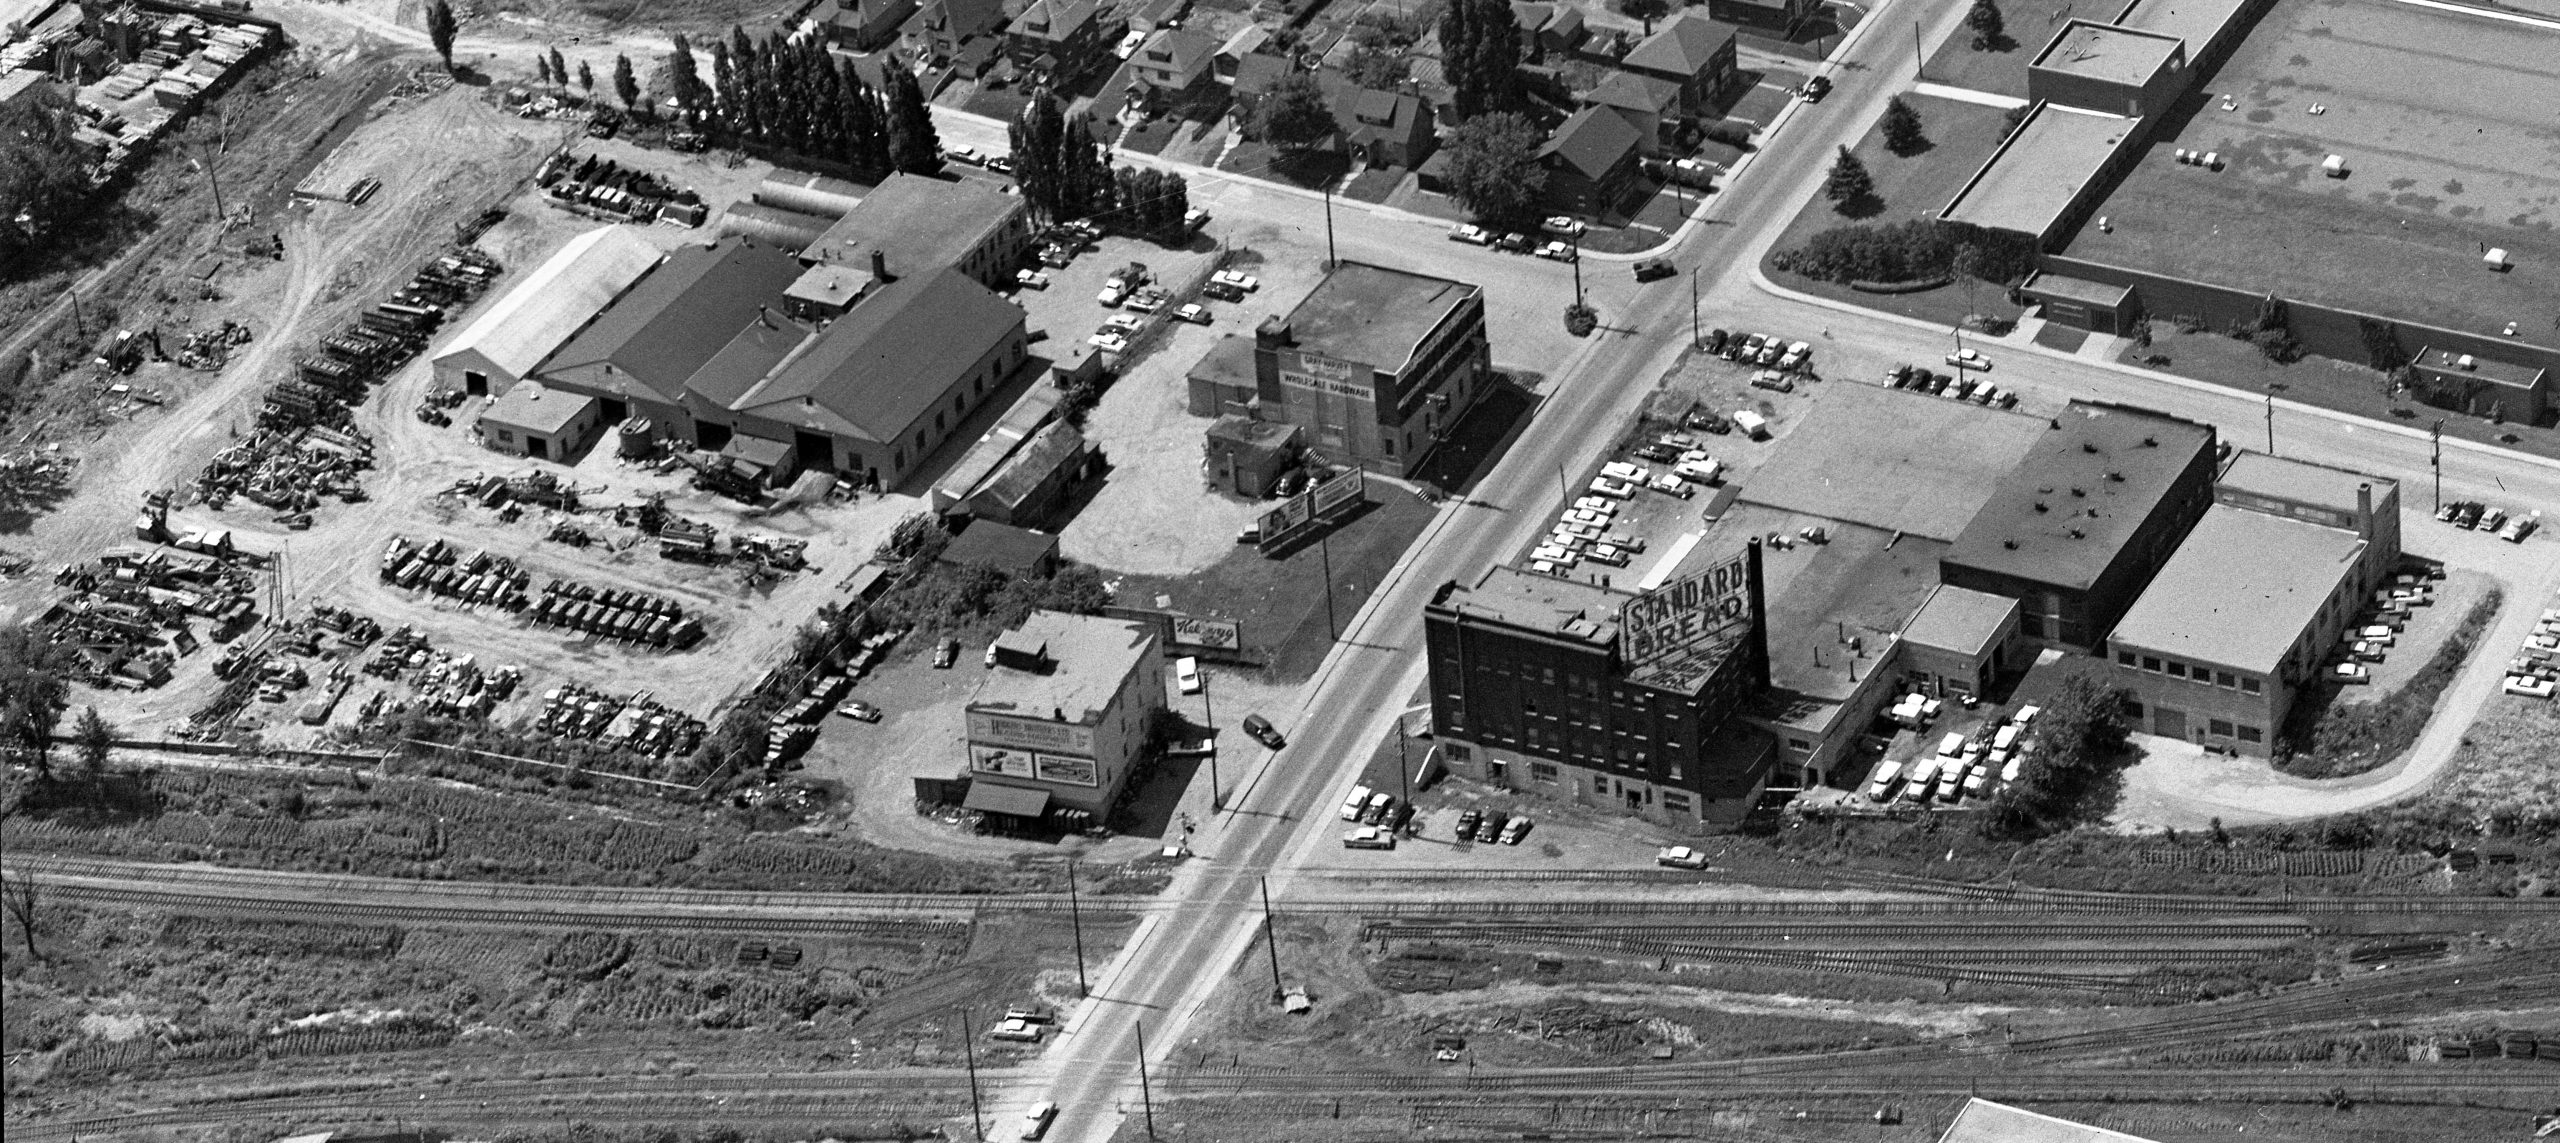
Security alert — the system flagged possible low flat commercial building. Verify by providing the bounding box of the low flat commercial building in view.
[1939,401,2218,650]
[1736,382,2047,542]
[1187,261,1489,478]
[1898,584,2024,702]
[475,381,604,461]
[2105,505,2368,755]
[963,610,1166,823]
[430,226,663,398]
[2028,21,2186,119]
[1424,559,1777,827]
[2214,450,2399,591]
[2409,345,2550,424]
[1939,101,2144,249]
[802,173,1032,291]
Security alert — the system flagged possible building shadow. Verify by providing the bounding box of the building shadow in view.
[1407,373,1541,496]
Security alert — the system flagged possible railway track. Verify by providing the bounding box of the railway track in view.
[1156,1063,2560,1100]
[1365,917,2315,942]
[1305,893,2549,921]
[35,881,984,936]
[1371,928,2231,992]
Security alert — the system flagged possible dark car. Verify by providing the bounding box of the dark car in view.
[934,637,959,668]
[1633,258,1677,282]
[1475,811,1509,844]
[1454,809,1482,840]
[1704,329,1728,354]
[1203,280,1246,302]
[1242,713,1286,750]
[1802,75,1832,102]
[1387,803,1417,834]
[1495,232,1534,254]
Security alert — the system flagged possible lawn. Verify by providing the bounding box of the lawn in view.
[1106,485,1437,681]
[1758,93,2029,327]
[1918,0,2122,98]
[2119,330,2560,464]
[1221,140,1351,190]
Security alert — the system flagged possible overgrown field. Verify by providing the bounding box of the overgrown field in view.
[2276,589,2504,779]
[1,906,1123,1094]
[1,763,1076,892]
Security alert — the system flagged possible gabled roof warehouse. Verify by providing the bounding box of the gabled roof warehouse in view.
[730,267,1025,441]
[536,236,806,404]
[431,227,663,395]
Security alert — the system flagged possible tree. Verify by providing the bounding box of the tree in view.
[1438,0,1522,120]
[0,85,95,267]
[1,872,40,962]
[1951,244,1983,318]
[0,625,68,782]
[1983,671,2131,838]
[577,59,595,97]
[1620,0,1671,35]
[1255,70,1336,152]
[667,35,705,114]
[1055,117,1111,220]
[884,66,942,175]
[1011,92,1067,220]
[423,0,458,69]
[535,53,552,86]
[72,706,111,787]
[1968,0,2007,49]
[1823,145,1873,212]
[612,53,640,110]
[1881,96,1927,155]
[1441,111,1547,224]
[1343,45,1407,88]
[549,46,568,93]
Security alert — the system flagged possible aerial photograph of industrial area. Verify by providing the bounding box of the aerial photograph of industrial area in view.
[1,0,2555,1138]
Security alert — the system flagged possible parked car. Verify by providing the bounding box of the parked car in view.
[1015,269,1049,290]
[1087,332,1129,353]
[1495,232,1534,254]
[1176,655,1202,694]
[2500,511,2540,542]
[1704,329,1729,354]
[1242,713,1286,749]
[1097,282,1130,307]
[1183,207,1211,231]
[935,637,959,668]
[946,144,981,166]
[1589,477,1637,499]
[2476,507,2508,532]
[836,701,882,722]
[1801,74,1832,101]
[1174,303,1212,325]
[1343,825,1397,849]
[1499,816,1532,845]
[990,1018,1043,1042]
[1543,215,1587,236]
[1945,347,1991,371]
[1449,224,1494,245]
[1656,846,1710,870]
[2332,661,2371,684]
[1474,811,1508,844]
[1122,292,1164,314]
[1535,240,1577,262]
[984,154,1015,175]
[1633,258,1676,282]
[1202,280,1246,302]
[1360,792,1394,825]
[2505,674,2557,698]
[1103,314,1146,335]
[1454,809,1483,840]
[1340,784,1374,821]
[1210,270,1259,292]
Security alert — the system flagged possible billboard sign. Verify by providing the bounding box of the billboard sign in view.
[1258,467,1371,553]
[1033,752,1099,787]
[1258,494,1313,543]
[969,744,1034,779]
[968,710,1097,756]
[1170,615,1243,651]
[1620,552,1752,664]
[1310,466,1366,517]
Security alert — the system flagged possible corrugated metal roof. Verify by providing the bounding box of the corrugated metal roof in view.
[432,227,662,383]
[729,267,1023,442]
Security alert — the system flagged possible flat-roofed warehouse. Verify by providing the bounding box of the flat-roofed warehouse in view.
[2103,504,2368,755]
[1940,101,2144,248]
[1939,400,2218,650]
[1190,261,1490,477]
[802,172,1031,290]
[1735,382,2048,541]
[429,226,663,397]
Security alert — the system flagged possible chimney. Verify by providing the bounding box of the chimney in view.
[2356,482,2373,536]
[872,249,892,283]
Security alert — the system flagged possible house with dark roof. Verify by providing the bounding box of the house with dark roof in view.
[1939,400,2219,650]
[532,236,806,433]
[1508,1,1588,59]
[1322,75,1437,169]
[898,0,1006,64]
[1707,0,1818,37]
[1008,0,1108,83]
[1128,0,1186,38]
[1538,105,1644,214]
[1131,27,1217,91]
[1584,70,1683,156]
[802,173,1031,291]
[1618,11,1740,115]
[722,267,1029,490]
[1229,52,1291,116]
[1214,24,1270,82]
[810,0,918,50]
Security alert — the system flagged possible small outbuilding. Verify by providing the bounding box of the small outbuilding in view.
[476,381,604,462]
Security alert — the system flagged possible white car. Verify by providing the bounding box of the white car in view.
[1648,472,1692,497]
[1599,461,1650,483]
[2500,511,2540,542]
[1531,544,1576,564]
[990,1018,1044,1042]
[1015,269,1049,289]
[1343,825,1397,850]
[1019,1102,1059,1141]
[1543,216,1587,236]
[1122,293,1163,314]
[1449,224,1494,245]
[1588,477,1637,499]
[1584,544,1630,566]
[1097,282,1130,307]
[1563,509,1611,528]
[1553,522,1600,541]
[2505,674,2556,699]
[1103,314,1145,335]
[945,144,981,166]
[1174,303,1212,325]
[1340,783,1373,821]
[1211,269,1259,292]
[2332,661,2371,684]
[1175,655,1201,695]
[1675,458,1724,483]
[1087,332,1129,353]
[1945,348,1991,371]
[1573,495,1619,514]
[1534,240,1577,262]
[1656,846,1709,870]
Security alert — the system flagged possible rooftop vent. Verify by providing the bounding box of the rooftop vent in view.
[2033,502,2049,513]
[2068,528,2086,539]
[2142,436,2160,447]
[2107,471,2125,482]
[2087,507,2101,518]
[2002,539,2019,550]
[2081,442,2100,453]
[2071,487,2086,497]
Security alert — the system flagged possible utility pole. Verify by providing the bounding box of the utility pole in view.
[960,1009,986,1141]
[1260,875,1284,1002]
[2430,419,2444,512]
[1136,1019,1158,1140]
[1202,669,1222,809]
[1570,233,1583,308]
[1321,185,1337,269]
[1689,272,1700,349]
[1914,20,1925,78]
[1317,530,1337,641]
[202,142,226,227]
[2264,382,2288,455]
[1556,460,1570,504]
[1396,716,1411,810]
[69,289,84,338]
[1066,857,1089,997]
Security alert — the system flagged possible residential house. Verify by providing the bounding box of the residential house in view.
[810,0,919,50]
[1130,27,1216,91]
[1707,0,1820,36]
[1009,0,1108,83]
[1128,0,1187,38]
[1584,70,1681,156]
[1508,1,1588,60]
[1215,24,1270,82]
[1538,105,1643,214]
[899,0,1006,64]
[1323,76,1437,168]
[1230,52,1291,116]
[1618,11,1740,115]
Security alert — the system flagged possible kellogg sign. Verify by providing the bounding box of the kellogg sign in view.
[1619,553,1752,664]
